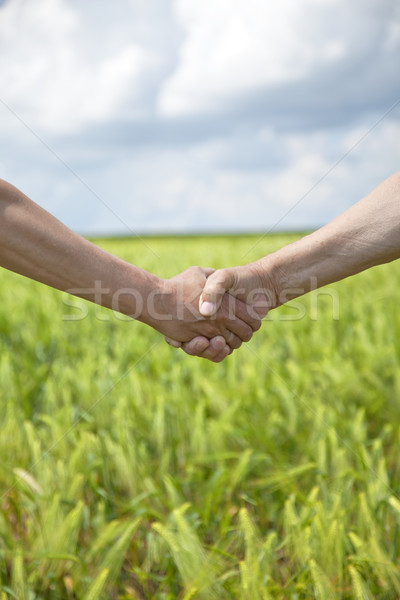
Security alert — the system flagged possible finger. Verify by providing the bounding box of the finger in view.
[222,295,262,332]
[205,335,226,353]
[222,315,253,343]
[199,269,236,317]
[202,341,231,363]
[199,267,215,278]
[204,336,227,358]
[180,336,211,356]
[181,335,225,358]
[164,336,182,348]
[181,336,230,362]
[222,329,243,350]
[197,336,227,361]
[209,348,231,362]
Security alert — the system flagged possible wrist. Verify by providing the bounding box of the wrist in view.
[136,276,185,338]
[256,234,326,307]
[249,255,284,310]
[109,262,164,326]
[133,273,166,329]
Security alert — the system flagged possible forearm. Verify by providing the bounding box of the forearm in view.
[0,179,159,319]
[259,172,400,306]
[0,180,259,347]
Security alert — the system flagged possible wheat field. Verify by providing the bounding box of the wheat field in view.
[1,233,400,599]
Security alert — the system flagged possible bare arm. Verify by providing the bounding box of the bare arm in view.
[188,173,400,331]
[0,179,260,356]
[0,179,158,315]
[259,171,400,305]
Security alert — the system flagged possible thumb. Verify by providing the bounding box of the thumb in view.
[199,269,236,316]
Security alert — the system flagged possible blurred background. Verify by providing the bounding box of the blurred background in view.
[0,0,399,236]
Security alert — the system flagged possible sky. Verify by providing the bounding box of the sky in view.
[0,0,399,236]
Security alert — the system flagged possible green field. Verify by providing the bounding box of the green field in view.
[1,233,400,599]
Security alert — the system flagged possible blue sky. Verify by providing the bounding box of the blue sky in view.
[0,0,399,235]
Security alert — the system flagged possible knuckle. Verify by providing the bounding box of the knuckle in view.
[252,318,262,332]
[183,342,202,356]
[187,265,201,277]
[213,269,228,283]
[229,335,242,350]
[182,345,196,356]
[242,325,253,342]
[203,322,218,338]
[212,354,225,363]
[210,338,225,353]
[202,349,219,360]
[208,269,229,288]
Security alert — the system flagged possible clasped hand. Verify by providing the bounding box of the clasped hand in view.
[153,264,271,362]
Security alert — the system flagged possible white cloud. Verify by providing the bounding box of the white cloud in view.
[0,0,398,237]
[159,0,400,116]
[0,0,153,134]
[29,117,397,238]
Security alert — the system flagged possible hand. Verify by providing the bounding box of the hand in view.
[165,334,233,363]
[163,263,272,362]
[199,263,274,319]
[146,266,261,350]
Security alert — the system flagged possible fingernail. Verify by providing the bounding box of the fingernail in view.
[200,301,215,316]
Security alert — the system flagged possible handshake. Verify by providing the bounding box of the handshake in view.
[141,262,274,363]
[0,177,274,361]
[144,172,400,361]
[1,174,399,354]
